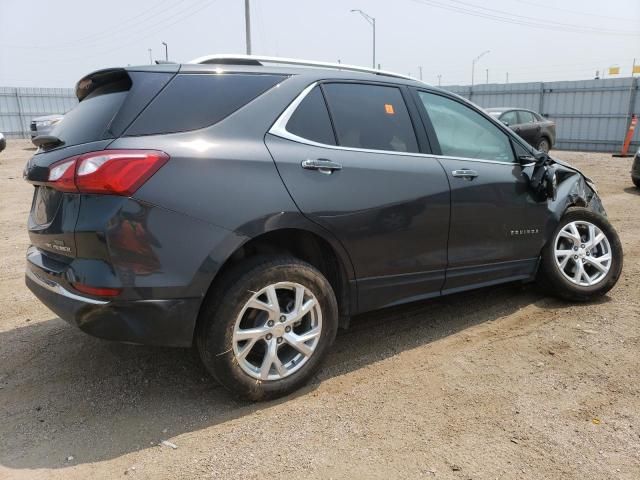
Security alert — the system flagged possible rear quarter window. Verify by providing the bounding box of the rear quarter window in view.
[285,86,336,145]
[126,73,286,136]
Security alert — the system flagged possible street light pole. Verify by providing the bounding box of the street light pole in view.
[471,50,490,86]
[161,42,168,61]
[245,0,252,55]
[351,9,376,69]
[148,48,153,65]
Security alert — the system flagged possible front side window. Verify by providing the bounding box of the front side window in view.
[285,86,336,145]
[499,110,519,126]
[418,92,515,163]
[322,83,419,153]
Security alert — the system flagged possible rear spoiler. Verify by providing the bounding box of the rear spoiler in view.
[75,64,179,101]
[75,68,130,101]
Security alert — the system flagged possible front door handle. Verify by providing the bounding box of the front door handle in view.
[301,159,343,175]
[451,168,479,180]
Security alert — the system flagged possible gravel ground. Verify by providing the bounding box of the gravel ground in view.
[0,140,638,480]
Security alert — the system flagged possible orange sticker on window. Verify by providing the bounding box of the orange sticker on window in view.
[384,104,395,114]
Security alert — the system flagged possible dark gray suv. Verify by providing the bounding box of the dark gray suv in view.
[24,55,623,400]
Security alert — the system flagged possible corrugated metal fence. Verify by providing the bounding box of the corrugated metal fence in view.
[443,77,639,152]
[1,77,638,152]
[0,87,77,138]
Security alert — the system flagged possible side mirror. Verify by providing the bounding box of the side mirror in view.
[544,168,558,201]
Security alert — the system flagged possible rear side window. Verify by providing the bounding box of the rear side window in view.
[322,83,419,153]
[518,111,535,123]
[286,86,336,145]
[127,73,286,136]
[50,79,130,148]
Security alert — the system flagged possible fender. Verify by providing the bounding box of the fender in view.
[523,152,606,249]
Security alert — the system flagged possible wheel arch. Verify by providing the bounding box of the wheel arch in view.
[195,225,356,342]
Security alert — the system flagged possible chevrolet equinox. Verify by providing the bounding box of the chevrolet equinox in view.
[24,55,623,400]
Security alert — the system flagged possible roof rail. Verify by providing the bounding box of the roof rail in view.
[188,54,417,82]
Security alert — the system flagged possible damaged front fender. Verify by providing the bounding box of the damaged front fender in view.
[523,153,606,249]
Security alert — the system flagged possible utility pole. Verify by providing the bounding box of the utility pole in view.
[437,74,442,87]
[471,50,490,86]
[486,68,489,84]
[506,72,509,83]
[351,9,376,69]
[419,66,423,80]
[245,0,252,55]
[148,48,153,65]
[161,42,168,61]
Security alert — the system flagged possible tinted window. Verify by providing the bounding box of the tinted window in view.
[127,73,285,136]
[518,111,535,123]
[418,92,515,163]
[323,83,419,153]
[499,110,519,125]
[50,79,130,148]
[286,86,336,145]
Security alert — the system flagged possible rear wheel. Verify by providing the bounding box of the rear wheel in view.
[536,137,550,153]
[633,177,640,188]
[196,255,338,401]
[537,208,622,301]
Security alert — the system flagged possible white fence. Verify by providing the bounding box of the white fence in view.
[1,77,638,152]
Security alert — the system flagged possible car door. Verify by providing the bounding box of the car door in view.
[515,110,540,147]
[413,90,549,293]
[265,82,450,312]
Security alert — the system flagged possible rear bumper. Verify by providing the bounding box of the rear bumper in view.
[25,258,200,347]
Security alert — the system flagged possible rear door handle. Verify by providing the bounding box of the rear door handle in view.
[301,159,342,175]
[451,169,479,179]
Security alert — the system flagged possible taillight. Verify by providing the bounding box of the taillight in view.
[47,159,77,192]
[46,150,169,196]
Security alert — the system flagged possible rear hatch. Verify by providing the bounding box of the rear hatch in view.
[23,66,177,258]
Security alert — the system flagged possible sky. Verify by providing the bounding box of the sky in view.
[0,0,638,88]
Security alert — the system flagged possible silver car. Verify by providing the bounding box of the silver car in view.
[30,114,64,139]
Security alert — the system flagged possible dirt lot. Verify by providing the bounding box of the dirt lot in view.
[0,139,638,479]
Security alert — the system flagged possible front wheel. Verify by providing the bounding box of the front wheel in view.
[633,177,640,188]
[537,207,623,301]
[196,255,338,401]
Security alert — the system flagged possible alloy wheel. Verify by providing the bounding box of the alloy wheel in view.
[554,220,612,287]
[232,282,322,381]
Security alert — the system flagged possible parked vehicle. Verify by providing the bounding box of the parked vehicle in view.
[486,108,555,153]
[0,132,5,153]
[632,147,640,188]
[30,114,64,140]
[23,56,623,400]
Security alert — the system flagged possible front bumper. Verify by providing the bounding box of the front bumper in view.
[25,257,200,347]
[632,154,640,181]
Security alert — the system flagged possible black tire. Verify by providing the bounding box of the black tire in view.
[537,207,623,301]
[536,137,550,153]
[633,177,640,188]
[196,255,338,401]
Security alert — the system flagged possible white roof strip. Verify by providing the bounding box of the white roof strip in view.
[188,54,417,82]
